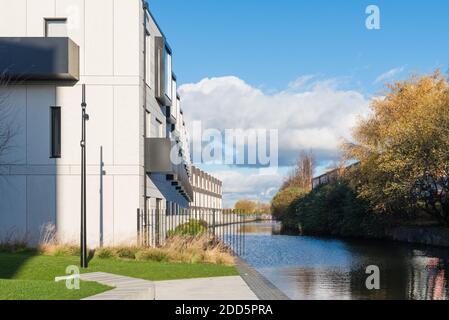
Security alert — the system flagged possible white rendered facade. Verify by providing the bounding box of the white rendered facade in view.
[189,166,223,210]
[0,0,193,246]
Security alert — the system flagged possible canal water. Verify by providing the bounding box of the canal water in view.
[238,221,449,300]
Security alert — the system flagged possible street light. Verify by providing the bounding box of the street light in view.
[80,84,89,268]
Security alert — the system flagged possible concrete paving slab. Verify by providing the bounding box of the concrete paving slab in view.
[81,272,155,300]
[154,276,258,300]
[81,272,258,300]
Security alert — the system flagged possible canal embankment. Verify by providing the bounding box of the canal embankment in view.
[235,257,290,300]
[386,226,449,248]
[274,179,449,249]
[284,223,449,249]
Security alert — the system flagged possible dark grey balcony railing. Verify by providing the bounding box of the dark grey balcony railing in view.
[144,137,193,201]
[0,37,80,82]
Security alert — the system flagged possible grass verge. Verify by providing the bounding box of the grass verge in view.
[0,252,238,300]
[0,279,111,300]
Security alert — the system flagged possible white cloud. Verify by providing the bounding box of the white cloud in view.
[287,74,317,90]
[214,170,282,194]
[212,168,284,207]
[180,75,370,166]
[374,66,405,84]
[179,75,371,206]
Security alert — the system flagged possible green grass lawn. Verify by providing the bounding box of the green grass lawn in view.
[0,252,238,300]
[0,279,111,300]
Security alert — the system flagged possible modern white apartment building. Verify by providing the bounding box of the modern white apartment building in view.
[190,166,223,210]
[0,0,195,246]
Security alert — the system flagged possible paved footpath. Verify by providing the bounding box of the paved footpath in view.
[81,272,258,300]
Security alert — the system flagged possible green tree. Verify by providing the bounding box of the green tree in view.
[295,180,386,237]
[271,187,307,222]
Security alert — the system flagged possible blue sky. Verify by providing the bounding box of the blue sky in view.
[148,0,449,207]
[149,0,449,92]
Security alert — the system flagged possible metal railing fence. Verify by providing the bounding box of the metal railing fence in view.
[137,207,253,255]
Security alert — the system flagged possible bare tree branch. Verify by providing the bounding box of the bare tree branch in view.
[0,72,20,164]
[281,150,315,191]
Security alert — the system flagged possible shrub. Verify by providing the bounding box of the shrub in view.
[0,241,30,254]
[271,187,307,221]
[38,244,80,256]
[163,234,234,266]
[168,219,208,237]
[135,248,168,262]
[294,180,388,238]
[95,248,114,259]
[37,224,82,256]
[2,227,234,266]
[113,247,139,259]
[204,247,234,266]
[52,245,79,257]
[0,230,31,253]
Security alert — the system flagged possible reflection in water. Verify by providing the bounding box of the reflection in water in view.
[240,223,281,235]
[409,256,447,300]
[239,222,449,300]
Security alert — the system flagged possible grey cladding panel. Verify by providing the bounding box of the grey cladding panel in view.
[145,138,172,173]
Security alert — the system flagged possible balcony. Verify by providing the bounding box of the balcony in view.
[144,138,172,173]
[144,138,193,202]
[0,37,79,82]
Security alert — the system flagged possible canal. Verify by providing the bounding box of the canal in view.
[237,221,449,300]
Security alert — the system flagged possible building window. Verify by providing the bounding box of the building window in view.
[45,18,68,37]
[172,77,177,117]
[50,107,61,158]
[156,119,163,138]
[145,111,151,138]
[176,97,181,121]
[145,31,151,86]
[164,47,172,99]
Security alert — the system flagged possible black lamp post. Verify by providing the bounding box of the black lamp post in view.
[80,84,89,268]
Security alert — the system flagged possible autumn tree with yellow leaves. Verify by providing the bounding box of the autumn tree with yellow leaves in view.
[345,71,449,225]
[234,199,258,214]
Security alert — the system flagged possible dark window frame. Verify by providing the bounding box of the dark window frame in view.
[144,24,151,88]
[50,106,61,159]
[44,18,68,37]
[164,45,172,100]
